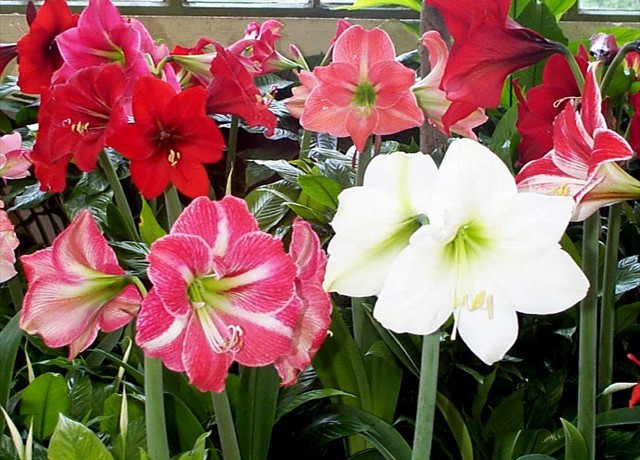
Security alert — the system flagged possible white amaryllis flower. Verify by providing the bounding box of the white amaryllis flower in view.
[323,151,437,297]
[373,139,589,365]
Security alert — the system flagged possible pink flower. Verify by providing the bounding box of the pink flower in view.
[20,210,141,358]
[227,20,291,76]
[170,38,218,88]
[0,203,19,283]
[412,31,487,140]
[275,219,332,386]
[300,25,423,152]
[0,133,31,181]
[628,353,640,408]
[135,196,304,392]
[285,70,318,119]
[516,64,640,221]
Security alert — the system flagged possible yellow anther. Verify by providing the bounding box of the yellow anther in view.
[470,290,486,310]
[487,294,494,320]
[552,183,570,196]
[168,149,181,167]
[69,120,90,135]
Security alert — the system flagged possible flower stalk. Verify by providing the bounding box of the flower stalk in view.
[98,151,137,239]
[225,115,240,196]
[578,212,600,459]
[600,40,640,96]
[211,390,242,460]
[412,331,440,460]
[558,43,586,90]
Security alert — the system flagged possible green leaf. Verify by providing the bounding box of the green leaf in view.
[297,175,342,209]
[337,0,421,12]
[178,431,211,460]
[560,418,589,460]
[516,1,567,45]
[484,389,525,439]
[285,202,329,223]
[542,0,576,18]
[275,389,354,424]
[105,203,137,241]
[19,373,69,440]
[615,302,640,332]
[436,393,474,460]
[245,181,299,232]
[0,312,23,418]
[596,408,640,427]
[165,393,207,454]
[109,241,150,275]
[99,393,144,438]
[65,187,114,225]
[139,197,167,245]
[66,375,93,422]
[247,159,302,185]
[8,184,49,212]
[48,414,114,460]
[489,105,519,173]
[516,455,558,460]
[616,256,640,295]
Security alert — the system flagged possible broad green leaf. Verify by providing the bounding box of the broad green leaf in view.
[0,312,23,424]
[615,256,640,295]
[472,368,497,423]
[248,159,302,185]
[48,414,113,460]
[245,181,298,232]
[165,393,207,454]
[19,373,68,440]
[112,418,147,460]
[436,393,474,460]
[596,408,640,427]
[274,389,354,424]
[595,26,640,43]
[110,241,150,276]
[285,202,329,223]
[560,418,589,460]
[139,197,167,245]
[615,302,640,332]
[105,204,137,242]
[516,455,557,460]
[543,0,576,18]
[99,393,144,438]
[516,1,567,44]
[64,187,114,225]
[8,184,49,212]
[337,0,421,12]
[298,175,342,210]
[489,104,519,173]
[66,375,93,422]
[484,390,525,439]
[178,431,211,460]
[348,449,386,460]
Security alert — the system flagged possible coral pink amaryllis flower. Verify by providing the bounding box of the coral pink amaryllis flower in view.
[275,219,332,386]
[516,65,640,222]
[16,0,78,94]
[20,210,141,358]
[0,203,19,283]
[0,133,31,181]
[135,196,302,393]
[425,0,562,112]
[108,76,225,199]
[227,20,291,76]
[412,31,487,140]
[300,25,423,153]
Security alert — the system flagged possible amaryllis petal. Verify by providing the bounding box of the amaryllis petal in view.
[345,110,379,153]
[0,209,19,283]
[333,25,396,68]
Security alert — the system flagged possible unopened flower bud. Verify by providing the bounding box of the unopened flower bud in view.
[589,33,620,65]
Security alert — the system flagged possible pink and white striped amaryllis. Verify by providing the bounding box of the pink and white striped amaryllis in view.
[0,202,19,283]
[136,197,328,392]
[0,133,31,182]
[20,210,141,358]
[516,64,640,221]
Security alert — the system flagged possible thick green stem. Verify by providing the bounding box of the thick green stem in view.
[355,138,373,187]
[164,186,182,226]
[144,357,170,460]
[601,40,640,96]
[211,390,242,460]
[578,212,600,460]
[558,43,586,91]
[598,204,621,412]
[98,151,137,239]
[299,129,312,160]
[225,115,240,196]
[412,332,440,460]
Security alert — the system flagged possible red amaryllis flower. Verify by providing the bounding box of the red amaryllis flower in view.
[108,76,225,199]
[0,43,18,77]
[16,0,78,94]
[170,38,217,88]
[516,64,640,221]
[425,0,562,113]
[515,46,589,166]
[206,44,277,135]
[135,196,303,392]
[227,20,291,76]
[20,210,141,358]
[300,25,424,152]
[275,219,332,386]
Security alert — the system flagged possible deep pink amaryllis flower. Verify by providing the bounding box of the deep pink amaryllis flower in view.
[54,0,152,82]
[628,353,640,408]
[170,38,217,88]
[0,43,18,78]
[16,0,78,94]
[0,202,19,283]
[20,210,141,358]
[0,133,31,181]
[275,219,332,386]
[515,46,589,166]
[227,20,291,76]
[206,44,277,135]
[516,64,640,221]
[108,76,225,199]
[300,25,424,153]
[425,0,562,113]
[412,31,487,140]
[136,196,303,393]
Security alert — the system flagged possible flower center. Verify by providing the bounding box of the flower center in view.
[167,149,181,167]
[187,278,244,354]
[352,81,377,108]
[62,118,91,136]
[552,183,570,196]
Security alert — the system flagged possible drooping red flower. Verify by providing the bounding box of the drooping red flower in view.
[170,38,217,88]
[0,43,18,78]
[108,76,225,199]
[16,0,78,94]
[206,44,277,135]
[425,0,562,114]
[515,46,589,166]
[227,20,287,76]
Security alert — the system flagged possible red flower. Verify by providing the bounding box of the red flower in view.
[16,0,78,94]
[425,0,562,112]
[206,44,277,135]
[170,38,217,88]
[227,20,285,76]
[0,43,18,77]
[108,76,225,199]
[515,46,589,166]
[628,353,640,408]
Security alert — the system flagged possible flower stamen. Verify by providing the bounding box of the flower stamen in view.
[168,149,181,167]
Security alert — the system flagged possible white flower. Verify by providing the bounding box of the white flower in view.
[323,151,437,297]
[372,139,589,365]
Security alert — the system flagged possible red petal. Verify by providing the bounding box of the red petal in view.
[170,159,211,198]
[129,156,171,199]
[345,110,378,153]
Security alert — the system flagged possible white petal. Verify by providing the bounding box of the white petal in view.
[363,152,437,215]
[374,227,455,334]
[498,247,589,315]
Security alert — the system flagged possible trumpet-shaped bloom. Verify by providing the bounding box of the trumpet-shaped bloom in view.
[108,76,225,199]
[275,219,332,386]
[412,31,487,140]
[300,25,424,152]
[16,0,78,94]
[20,210,141,358]
[370,139,589,365]
[0,203,19,283]
[0,133,31,181]
[0,43,18,78]
[516,65,640,221]
[227,20,288,76]
[324,152,437,297]
[135,196,304,392]
[425,0,562,111]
